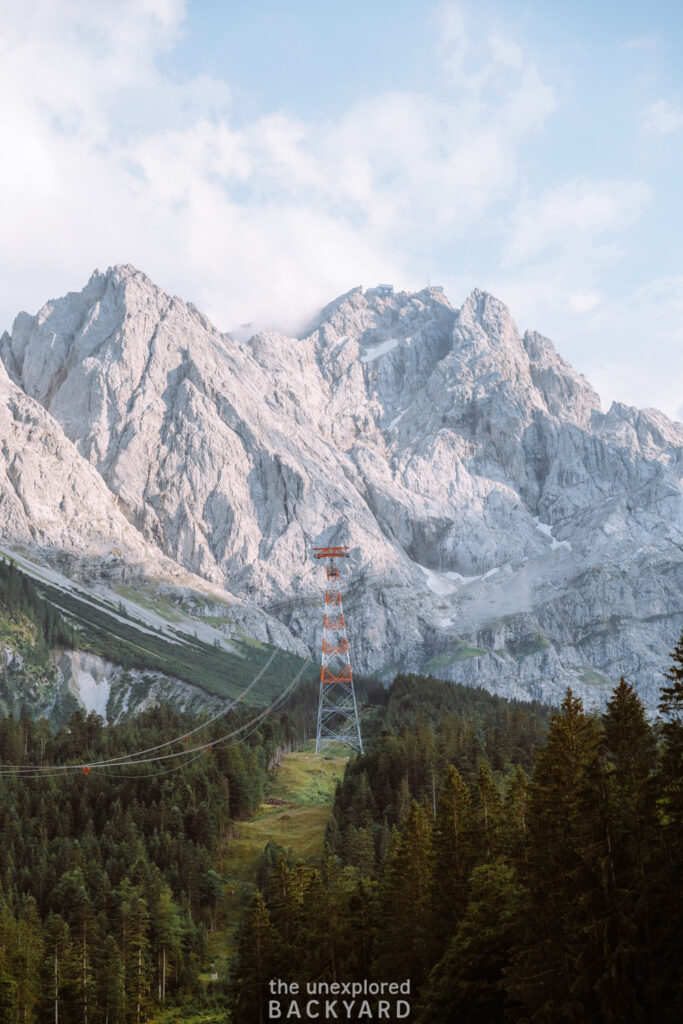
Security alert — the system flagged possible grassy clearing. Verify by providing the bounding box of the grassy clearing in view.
[113,583,187,623]
[197,613,235,629]
[506,635,551,661]
[576,665,615,688]
[145,747,344,1022]
[423,640,488,672]
[207,746,346,976]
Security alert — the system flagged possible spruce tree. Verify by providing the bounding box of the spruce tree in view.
[96,934,124,1024]
[13,896,43,1024]
[154,884,182,1004]
[598,679,658,1021]
[231,892,279,1024]
[373,800,434,983]
[659,633,683,828]
[345,877,377,977]
[418,859,523,1024]
[507,689,607,1022]
[654,633,683,1020]
[430,765,476,954]
[41,915,70,1024]
[505,764,530,866]
[472,761,503,861]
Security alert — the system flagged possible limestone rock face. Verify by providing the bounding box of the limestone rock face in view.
[1,267,681,712]
[0,356,154,561]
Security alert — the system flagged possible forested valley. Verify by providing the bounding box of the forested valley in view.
[1,582,682,1024]
[231,641,683,1024]
[0,700,314,1022]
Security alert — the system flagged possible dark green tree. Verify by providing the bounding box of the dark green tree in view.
[41,914,71,1024]
[231,892,279,1024]
[430,764,476,953]
[418,859,523,1024]
[654,634,683,1020]
[507,689,607,1022]
[373,801,434,983]
[154,883,182,1004]
[472,761,503,861]
[597,678,658,1020]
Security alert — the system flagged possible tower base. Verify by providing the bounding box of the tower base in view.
[316,678,363,754]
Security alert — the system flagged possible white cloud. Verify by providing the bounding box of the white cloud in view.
[2,0,673,426]
[488,33,524,71]
[0,0,558,335]
[473,156,681,418]
[642,99,683,135]
[502,178,651,265]
[435,3,555,127]
[567,292,601,314]
[573,276,683,420]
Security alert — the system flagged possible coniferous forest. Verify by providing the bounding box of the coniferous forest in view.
[0,703,309,1022]
[0,594,682,1022]
[230,641,683,1024]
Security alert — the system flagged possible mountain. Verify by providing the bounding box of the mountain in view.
[1,265,681,715]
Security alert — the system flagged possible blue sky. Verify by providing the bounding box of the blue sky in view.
[1,0,682,418]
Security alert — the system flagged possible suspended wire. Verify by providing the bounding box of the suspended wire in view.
[0,654,312,779]
[0,664,304,779]
[0,644,283,775]
[97,748,209,780]
[0,672,304,781]
[85,642,283,767]
[101,668,308,780]
[1,655,311,777]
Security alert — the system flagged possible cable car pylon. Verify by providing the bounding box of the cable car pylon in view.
[314,545,363,754]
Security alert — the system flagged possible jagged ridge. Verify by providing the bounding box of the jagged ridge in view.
[1,266,681,713]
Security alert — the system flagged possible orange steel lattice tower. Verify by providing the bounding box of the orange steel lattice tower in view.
[314,546,363,754]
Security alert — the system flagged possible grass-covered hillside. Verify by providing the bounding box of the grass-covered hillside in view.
[208,747,345,975]
[0,556,317,714]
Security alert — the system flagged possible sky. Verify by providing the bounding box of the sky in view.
[1,0,682,420]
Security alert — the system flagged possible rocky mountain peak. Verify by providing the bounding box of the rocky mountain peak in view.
[450,288,533,390]
[0,267,680,716]
[1,264,163,402]
[599,400,683,457]
[455,288,520,345]
[522,329,601,428]
[0,263,232,451]
[304,285,364,337]
[441,292,606,433]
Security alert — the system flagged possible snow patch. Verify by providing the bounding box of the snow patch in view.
[418,565,458,595]
[69,667,111,718]
[482,567,501,580]
[534,518,572,551]
[360,338,399,362]
[417,563,502,594]
[445,566,500,584]
[389,409,406,429]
